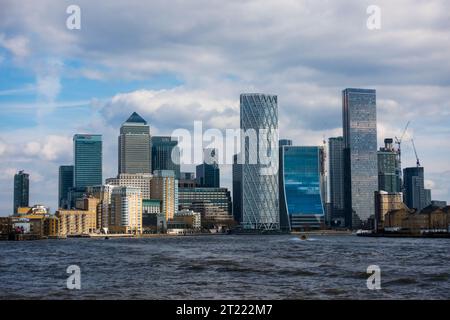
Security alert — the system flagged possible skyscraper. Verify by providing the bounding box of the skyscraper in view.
[118,112,151,174]
[196,148,220,188]
[403,167,428,211]
[151,136,181,179]
[58,165,74,209]
[151,170,177,222]
[232,153,242,224]
[13,170,29,214]
[240,93,279,230]
[279,146,325,231]
[328,137,345,226]
[342,88,378,229]
[110,186,143,234]
[377,138,399,193]
[73,134,102,189]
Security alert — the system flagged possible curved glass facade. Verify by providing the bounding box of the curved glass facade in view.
[280,146,325,230]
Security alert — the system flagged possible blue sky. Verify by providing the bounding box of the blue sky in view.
[0,0,449,215]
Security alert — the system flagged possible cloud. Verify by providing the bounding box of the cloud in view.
[0,33,29,58]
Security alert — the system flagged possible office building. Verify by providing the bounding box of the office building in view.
[86,184,116,230]
[73,134,102,189]
[328,137,345,226]
[151,170,177,221]
[279,146,326,231]
[13,170,29,214]
[232,153,242,224]
[431,200,447,208]
[110,186,143,234]
[178,187,232,214]
[151,136,181,179]
[118,112,152,174]
[174,209,201,230]
[196,149,220,188]
[378,138,399,193]
[106,173,152,199]
[342,88,378,229]
[179,172,196,188]
[240,93,279,230]
[58,165,74,209]
[403,167,428,211]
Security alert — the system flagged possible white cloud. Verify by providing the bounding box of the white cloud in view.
[0,33,29,58]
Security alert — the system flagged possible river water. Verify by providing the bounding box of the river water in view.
[0,235,448,299]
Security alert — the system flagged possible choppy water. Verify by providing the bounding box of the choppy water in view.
[0,235,449,299]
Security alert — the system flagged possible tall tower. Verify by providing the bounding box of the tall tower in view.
[13,170,29,214]
[240,93,279,230]
[58,165,74,209]
[342,88,378,229]
[328,137,345,226]
[403,167,427,211]
[73,134,102,189]
[377,138,399,193]
[119,112,151,174]
[196,148,220,188]
[151,136,181,179]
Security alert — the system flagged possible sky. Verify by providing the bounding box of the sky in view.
[0,0,449,215]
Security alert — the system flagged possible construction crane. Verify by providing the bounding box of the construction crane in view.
[395,120,410,171]
[410,138,421,167]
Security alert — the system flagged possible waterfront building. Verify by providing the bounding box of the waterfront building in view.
[118,112,152,174]
[279,146,326,231]
[110,186,143,234]
[106,173,152,199]
[342,88,378,229]
[178,187,232,214]
[403,167,428,211]
[13,170,29,214]
[196,148,220,188]
[58,165,74,209]
[151,136,181,179]
[240,93,279,230]
[151,170,177,222]
[378,138,399,193]
[328,137,345,226]
[174,209,201,230]
[73,134,102,189]
[86,184,116,230]
[43,216,59,237]
[374,191,405,231]
[232,154,242,224]
[56,209,96,236]
[384,206,450,233]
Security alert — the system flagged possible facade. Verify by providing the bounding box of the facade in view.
[151,136,181,179]
[374,191,405,231]
[342,88,378,229]
[86,184,115,230]
[232,153,242,224]
[13,170,29,214]
[174,209,201,230]
[377,138,399,193]
[279,146,325,231]
[58,165,74,209]
[106,173,152,199]
[73,134,102,189]
[178,187,232,215]
[328,137,345,226]
[110,186,143,234]
[56,209,96,236]
[143,199,162,214]
[384,206,450,233]
[196,148,220,187]
[151,170,177,221]
[240,93,279,230]
[403,167,428,211]
[118,112,152,174]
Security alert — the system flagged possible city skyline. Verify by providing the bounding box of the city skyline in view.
[1,0,450,215]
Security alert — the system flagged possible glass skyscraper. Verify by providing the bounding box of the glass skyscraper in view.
[232,153,242,224]
[119,112,151,174]
[58,165,74,209]
[342,88,378,229]
[279,146,325,231]
[151,136,181,179]
[240,93,279,230]
[196,149,220,188]
[328,137,345,226]
[73,134,103,189]
[403,166,429,211]
[377,138,399,193]
[13,170,29,214]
